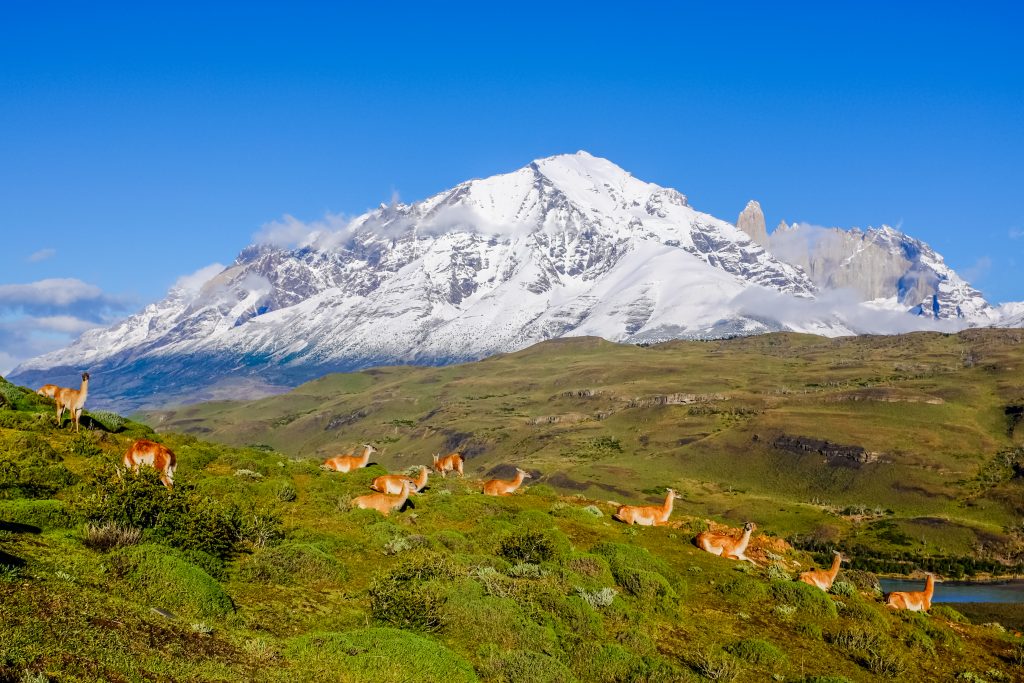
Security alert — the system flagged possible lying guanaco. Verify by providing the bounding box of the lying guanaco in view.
[351,479,411,516]
[36,384,58,399]
[798,551,846,591]
[432,451,464,478]
[371,466,430,495]
[55,372,89,433]
[695,521,757,564]
[886,573,936,612]
[613,488,680,526]
[322,444,376,473]
[123,439,177,490]
[483,468,532,496]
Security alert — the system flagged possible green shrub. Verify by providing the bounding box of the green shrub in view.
[932,605,970,623]
[615,566,676,602]
[0,499,78,529]
[724,638,786,666]
[84,410,126,432]
[795,621,823,640]
[285,628,478,682]
[275,483,297,502]
[828,625,886,652]
[367,552,457,632]
[575,586,617,609]
[239,542,347,585]
[766,562,790,581]
[830,580,856,597]
[442,587,558,654]
[769,580,838,618]
[717,576,768,602]
[498,528,563,564]
[861,649,907,678]
[110,544,233,618]
[83,522,142,551]
[73,462,244,560]
[478,649,576,683]
[566,552,614,584]
[688,646,741,681]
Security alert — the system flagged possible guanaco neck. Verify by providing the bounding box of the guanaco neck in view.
[659,491,675,519]
[414,466,429,490]
[735,527,752,552]
[395,482,410,507]
[77,376,89,406]
[924,575,935,599]
[828,554,842,581]
[357,446,372,466]
[512,470,526,488]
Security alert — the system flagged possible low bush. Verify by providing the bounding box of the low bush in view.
[239,542,348,585]
[110,544,234,618]
[724,638,786,666]
[367,552,458,632]
[498,528,564,564]
[769,580,838,618]
[688,646,741,681]
[932,605,970,623]
[615,566,676,602]
[0,499,78,529]
[285,628,478,683]
[84,410,126,432]
[575,586,617,610]
[478,648,576,683]
[829,580,856,597]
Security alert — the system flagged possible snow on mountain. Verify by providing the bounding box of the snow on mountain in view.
[7,152,995,410]
[767,221,998,323]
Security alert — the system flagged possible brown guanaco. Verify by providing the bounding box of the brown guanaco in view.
[613,489,680,526]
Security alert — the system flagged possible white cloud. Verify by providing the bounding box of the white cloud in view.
[253,212,354,249]
[27,248,56,263]
[173,263,226,295]
[0,278,106,309]
[730,286,963,335]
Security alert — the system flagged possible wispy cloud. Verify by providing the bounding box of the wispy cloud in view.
[172,263,226,295]
[1009,228,1023,240]
[0,277,135,375]
[27,248,56,263]
[961,256,992,283]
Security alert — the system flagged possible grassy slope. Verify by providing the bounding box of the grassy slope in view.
[148,330,1024,562]
[1,333,1023,681]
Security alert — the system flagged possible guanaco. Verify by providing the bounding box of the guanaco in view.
[886,573,937,612]
[351,479,411,516]
[695,521,757,564]
[432,452,464,478]
[54,372,89,433]
[798,551,846,591]
[322,444,376,473]
[613,489,680,526]
[483,468,532,496]
[36,384,58,399]
[371,466,430,495]
[123,439,177,490]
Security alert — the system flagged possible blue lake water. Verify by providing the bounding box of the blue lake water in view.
[878,578,1024,604]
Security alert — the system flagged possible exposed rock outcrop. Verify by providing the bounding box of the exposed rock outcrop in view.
[737,200,769,248]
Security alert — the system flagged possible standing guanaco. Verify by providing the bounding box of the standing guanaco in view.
[695,522,757,564]
[798,551,846,591]
[613,489,680,526]
[351,479,411,516]
[886,573,937,612]
[322,444,376,473]
[55,372,90,433]
[123,439,177,490]
[371,466,430,495]
[483,468,532,496]
[432,452,464,478]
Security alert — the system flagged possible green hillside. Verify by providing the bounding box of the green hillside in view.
[1,331,1023,681]
[149,330,1024,571]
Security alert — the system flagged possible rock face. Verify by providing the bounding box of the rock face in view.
[737,200,769,248]
[768,222,997,321]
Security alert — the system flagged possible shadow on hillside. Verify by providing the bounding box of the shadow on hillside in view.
[0,520,41,534]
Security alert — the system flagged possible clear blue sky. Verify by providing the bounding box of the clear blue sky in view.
[1,2,1022,370]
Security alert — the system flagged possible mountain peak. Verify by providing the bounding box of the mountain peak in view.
[737,200,769,248]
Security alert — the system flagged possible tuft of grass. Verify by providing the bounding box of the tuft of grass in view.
[83,522,142,551]
[574,586,617,610]
[689,646,741,681]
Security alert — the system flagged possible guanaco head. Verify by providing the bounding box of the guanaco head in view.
[363,444,377,454]
[669,488,681,499]
[82,372,91,381]
[516,468,532,479]
[743,521,756,532]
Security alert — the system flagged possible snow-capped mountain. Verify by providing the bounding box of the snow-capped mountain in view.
[761,214,997,322]
[7,152,1003,411]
